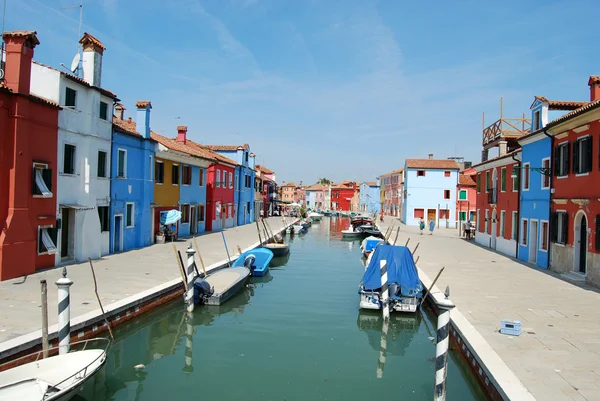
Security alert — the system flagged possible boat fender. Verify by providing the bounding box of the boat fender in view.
[244,255,256,269]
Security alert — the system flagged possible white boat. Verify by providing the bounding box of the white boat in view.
[360,236,384,257]
[0,338,110,401]
[341,225,364,238]
[308,212,323,221]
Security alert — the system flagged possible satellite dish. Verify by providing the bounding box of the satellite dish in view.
[70,53,81,73]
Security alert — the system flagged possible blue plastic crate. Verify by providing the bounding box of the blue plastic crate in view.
[500,320,521,336]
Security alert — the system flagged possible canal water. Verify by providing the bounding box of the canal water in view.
[81,217,487,401]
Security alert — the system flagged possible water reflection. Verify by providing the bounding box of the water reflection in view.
[270,252,291,267]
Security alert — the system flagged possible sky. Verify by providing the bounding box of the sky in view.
[2,0,599,184]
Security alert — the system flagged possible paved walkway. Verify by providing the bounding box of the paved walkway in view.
[378,218,600,401]
[0,217,294,344]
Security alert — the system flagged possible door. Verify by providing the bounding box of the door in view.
[114,215,122,253]
[60,208,70,259]
[529,221,538,263]
[578,216,587,273]
[243,205,247,224]
[491,209,497,249]
[190,207,197,235]
[427,209,436,225]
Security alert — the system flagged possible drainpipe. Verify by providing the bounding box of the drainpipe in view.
[543,129,554,268]
[511,152,522,258]
[236,166,241,226]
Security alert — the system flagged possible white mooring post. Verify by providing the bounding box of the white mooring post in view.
[379,260,390,321]
[185,245,196,313]
[434,295,455,401]
[376,317,389,378]
[55,267,73,355]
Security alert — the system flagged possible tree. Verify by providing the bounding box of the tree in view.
[317,178,332,185]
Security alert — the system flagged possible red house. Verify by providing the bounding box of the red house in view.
[0,31,61,280]
[546,77,600,285]
[473,150,521,258]
[330,181,357,211]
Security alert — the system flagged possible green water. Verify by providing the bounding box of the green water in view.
[82,218,487,401]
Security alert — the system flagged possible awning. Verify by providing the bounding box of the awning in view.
[40,228,58,254]
[35,169,52,198]
[275,200,292,204]
[61,204,96,211]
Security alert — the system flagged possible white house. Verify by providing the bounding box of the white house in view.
[30,33,117,264]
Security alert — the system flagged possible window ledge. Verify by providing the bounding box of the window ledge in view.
[60,173,77,177]
[575,173,590,177]
[97,176,109,180]
[33,194,53,199]
[126,225,134,229]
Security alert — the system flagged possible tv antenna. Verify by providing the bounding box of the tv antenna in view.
[1,0,7,81]
[60,1,83,76]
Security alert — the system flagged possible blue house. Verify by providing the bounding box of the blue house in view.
[359,181,381,214]
[402,157,460,227]
[206,144,255,226]
[110,101,156,253]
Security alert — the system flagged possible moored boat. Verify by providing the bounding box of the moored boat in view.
[263,242,290,257]
[341,224,365,238]
[308,212,323,221]
[360,236,385,257]
[232,248,274,277]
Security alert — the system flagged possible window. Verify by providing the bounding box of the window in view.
[521,219,528,245]
[512,165,519,192]
[229,172,233,188]
[181,204,190,224]
[551,212,568,245]
[97,151,107,178]
[595,214,600,252]
[511,212,518,240]
[216,202,221,219]
[117,149,127,178]
[417,170,425,177]
[443,190,451,200]
[439,209,449,219]
[63,144,75,175]
[247,202,251,215]
[459,211,467,221]
[414,208,424,219]
[98,206,110,232]
[65,87,77,107]
[126,203,134,228]
[533,110,541,130]
[444,171,451,177]
[486,171,490,192]
[235,173,238,190]
[37,226,58,255]
[245,152,249,163]
[541,158,550,189]
[485,210,489,233]
[540,221,549,251]
[500,211,506,238]
[554,142,570,177]
[223,171,228,188]
[99,101,108,120]
[573,136,593,174]
[32,163,52,197]
[172,164,180,185]
[501,167,506,192]
[182,165,192,186]
[523,163,530,190]
[155,161,164,183]
[477,173,481,193]
[199,205,205,222]
[216,170,221,187]
[199,168,204,187]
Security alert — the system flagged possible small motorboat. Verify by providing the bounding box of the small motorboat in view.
[0,338,110,401]
[358,245,423,313]
[361,236,384,257]
[341,224,365,238]
[263,242,290,257]
[232,248,274,277]
[308,212,323,221]
[363,226,383,238]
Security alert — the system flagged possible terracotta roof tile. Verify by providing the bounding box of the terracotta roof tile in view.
[2,30,40,46]
[256,164,274,174]
[205,144,249,151]
[365,181,378,187]
[405,159,460,170]
[184,139,238,166]
[28,94,61,109]
[135,100,151,109]
[546,98,600,128]
[471,149,521,169]
[380,168,403,177]
[588,76,600,85]
[533,96,588,111]
[282,182,296,187]
[458,174,476,187]
[115,103,126,110]
[112,116,141,138]
[79,32,106,51]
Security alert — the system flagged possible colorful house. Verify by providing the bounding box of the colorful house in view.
[0,31,61,280]
[359,181,381,214]
[402,157,460,227]
[30,32,118,264]
[204,157,236,231]
[110,101,156,253]
[546,77,600,285]
[456,168,477,224]
[330,181,357,211]
[280,182,295,203]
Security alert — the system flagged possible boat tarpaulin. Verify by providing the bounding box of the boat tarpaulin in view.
[362,245,421,295]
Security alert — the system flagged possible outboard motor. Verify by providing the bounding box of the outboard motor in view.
[388,282,401,297]
[274,234,283,243]
[244,255,256,270]
[193,280,214,305]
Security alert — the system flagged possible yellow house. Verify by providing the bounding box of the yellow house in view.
[153,156,180,237]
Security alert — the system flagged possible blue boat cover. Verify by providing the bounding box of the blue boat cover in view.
[362,245,422,296]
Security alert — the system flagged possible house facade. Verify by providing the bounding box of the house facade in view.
[457,168,477,224]
[203,157,236,231]
[0,31,61,280]
[359,181,380,214]
[330,181,356,211]
[402,157,459,227]
[30,32,117,264]
[110,101,156,253]
[280,182,295,203]
[546,78,600,285]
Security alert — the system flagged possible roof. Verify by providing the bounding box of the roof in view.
[256,164,274,174]
[113,116,141,138]
[365,181,378,187]
[458,174,476,187]
[2,30,40,46]
[405,159,460,170]
[331,181,355,189]
[0,80,61,108]
[205,144,249,151]
[32,61,118,100]
[546,98,600,128]
[282,182,295,187]
[532,96,588,111]
[136,100,151,109]
[184,139,238,166]
[79,32,106,51]
[588,76,600,85]
[470,149,521,169]
[380,168,403,177]
[306,183,325,191]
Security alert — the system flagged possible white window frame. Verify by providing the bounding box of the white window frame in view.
[485,210,489,233]
[155,160,164,185]
[181,204,190,225]
[521,218,528,245]
[33,162,52,198]
[229,172,233,189]
[500,167,506,192]
[443,189,451,200]
[216,169,221,188]
[500,210,505,238]
[539,219,549,252]
[556,143,569,178]
[522,162,530,191]
[512,164,518,192]
[574,135,591,176]
[37,225,58,255]
[125,202,135,228]
[182,165,191,186]
[541,157,550,190]
[172,163,180,186]
[511,211,518,240]
[149,156,153,181]
[117,148,127,179]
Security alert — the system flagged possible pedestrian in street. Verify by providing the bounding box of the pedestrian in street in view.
[380,211,384,222]
[419,217,425,235]
[429,218,435,235]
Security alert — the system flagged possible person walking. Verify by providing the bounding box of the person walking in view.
[419,217,425,235]
[429,218,435,235]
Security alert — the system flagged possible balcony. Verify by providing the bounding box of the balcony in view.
[487,188,497,204]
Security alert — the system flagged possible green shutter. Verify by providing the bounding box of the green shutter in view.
[477,174,481,192]
[501,168,506,191]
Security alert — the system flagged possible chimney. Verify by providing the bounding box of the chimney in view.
[588,76,600,102]
[249,152,256,169]
[176,126,187,144]
[114,103,126,120]
[135,101,152,139]
[237,146,244,165]
[428,153,433,160]
[79,32,105,87]
[2,31,39,94]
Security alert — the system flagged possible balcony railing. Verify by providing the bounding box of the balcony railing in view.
[487,188,497,204]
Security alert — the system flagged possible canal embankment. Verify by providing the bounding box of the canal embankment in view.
[0,217,296,364]
[378,218,600,401]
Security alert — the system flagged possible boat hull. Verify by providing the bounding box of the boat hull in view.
[264,243,290,257]
[359,291,419,313]
[342,231,363,237]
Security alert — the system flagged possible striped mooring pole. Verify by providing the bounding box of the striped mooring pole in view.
[379,260,390,321]
[434,298,456,401]
[376,317,389,378]
[185,244,196,313]
[183,312,194,373]
[55,267,73,355]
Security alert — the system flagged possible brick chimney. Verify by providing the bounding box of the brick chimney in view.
[79,32,105,87]
[115,103,126,120]
[135,101,151,139]
[177,126,187,144]
[588,76,600,102]
[2,31,39,95]
[428,153,434,160]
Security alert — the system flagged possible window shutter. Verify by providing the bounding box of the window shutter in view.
[553,146,560,176]
[550,212,558,242]
[561,213,569,244]
[596,214,600,252]
[38,229,45,254]
[585,136,593,172]
[572,140,580,174]
[32,169,40,195]
[42,169,52,192]
[564,142,570,175]
[501,168,506,191]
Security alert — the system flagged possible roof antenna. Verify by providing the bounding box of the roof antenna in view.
[60,1,83,76]
[1,0,7,81]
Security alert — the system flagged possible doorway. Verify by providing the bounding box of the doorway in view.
[60,208,72,260]
[574,212,587,274]
[529,220,538,264]
[190,206,197,235]
[491,209,497,249]
[114,215,123,253]
[427,209,436,225]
